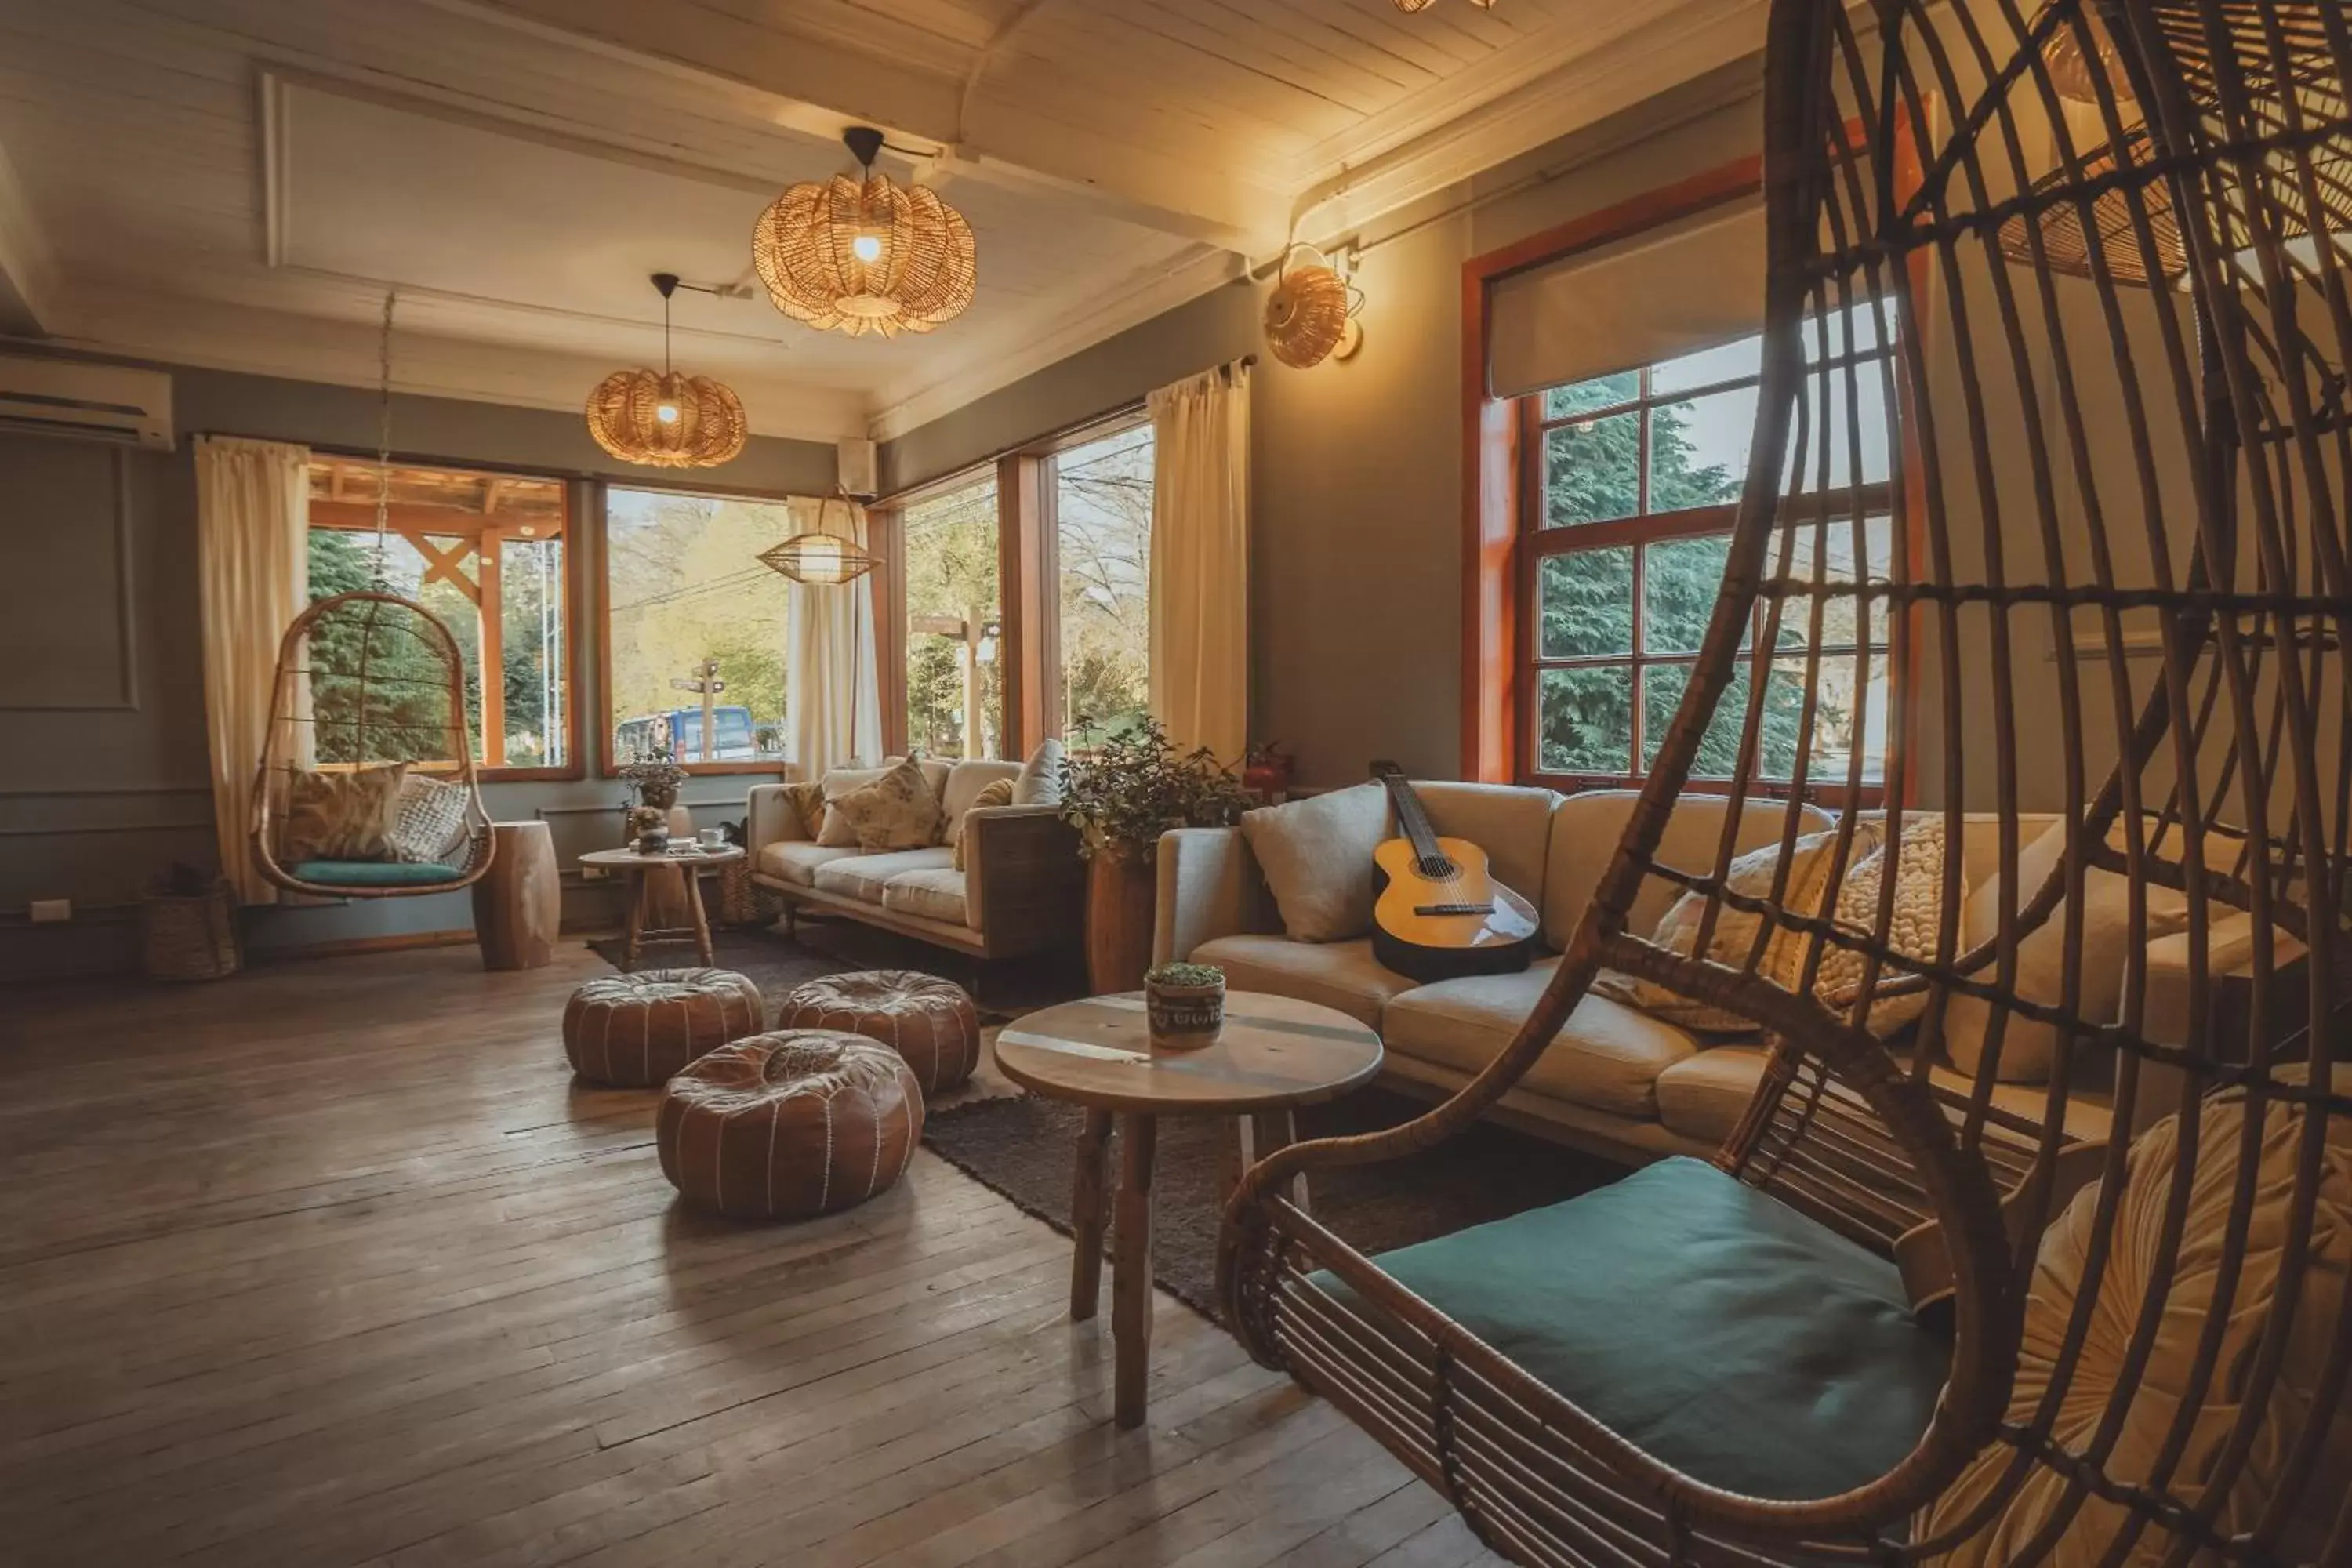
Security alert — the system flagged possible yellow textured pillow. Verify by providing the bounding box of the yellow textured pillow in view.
[951,778,1017,872]
[281,764,406,863]
[782,780,827,840]
[1915,1067,2352,1565]
[1813,816,1952,1035]
[829,755,943,852]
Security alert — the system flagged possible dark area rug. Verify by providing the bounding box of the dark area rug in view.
[922,1086,1623,1319]
[587,914,1086,1021]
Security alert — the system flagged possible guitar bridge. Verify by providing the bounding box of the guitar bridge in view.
[1414,902,1494,916]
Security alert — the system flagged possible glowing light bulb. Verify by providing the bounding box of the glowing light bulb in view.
[851,232,883,263]
[656,404,679,423]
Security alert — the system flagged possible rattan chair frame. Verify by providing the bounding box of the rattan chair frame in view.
[1221,2,2352,1563]
[250,590,495,900]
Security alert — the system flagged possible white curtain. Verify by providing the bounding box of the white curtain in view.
[195,436,310,905]
[786,495,883,777]
[1147,362,1251,763]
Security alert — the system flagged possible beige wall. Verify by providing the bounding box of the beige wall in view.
[0,355,837,979]
[880,77,1766,790]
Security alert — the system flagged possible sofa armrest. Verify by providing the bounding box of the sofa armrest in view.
[966,805,1085,946]
[1154,826,1265,967]
[746,783,811,856]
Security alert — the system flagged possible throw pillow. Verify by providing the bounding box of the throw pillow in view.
[951,778,1017,872]
[388,771,470,865]
[281,763,406,864]
[829,755,944,852]
[1944,818,2191,1083]
[1240,782,1391,945]
[816,763,892,847]
[1592,826,1864,1033]
[782,780,827,840]
[1013,738,1065,807]
[1814,817,1954,1035]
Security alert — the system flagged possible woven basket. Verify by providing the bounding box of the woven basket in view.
[140,880,240,982]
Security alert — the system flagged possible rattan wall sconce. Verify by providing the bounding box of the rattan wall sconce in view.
[753,127,977,339]
[1264,245,1363,370]
[586,274,748,468]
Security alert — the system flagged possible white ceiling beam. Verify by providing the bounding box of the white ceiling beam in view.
[428,0,1287,252]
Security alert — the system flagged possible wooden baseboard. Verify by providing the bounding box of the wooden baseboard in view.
[249,928,479,965]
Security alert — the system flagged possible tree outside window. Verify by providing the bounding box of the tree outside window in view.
[1051,423,1154,739]
[902,475,1002,760]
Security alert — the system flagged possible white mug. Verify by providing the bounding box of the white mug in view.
[699,828,726,848]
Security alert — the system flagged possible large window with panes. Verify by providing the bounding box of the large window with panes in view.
[1523,305,1897,797]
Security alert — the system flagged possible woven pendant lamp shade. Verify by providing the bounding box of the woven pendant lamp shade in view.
[586,368,747,469]
[758,530,875,586]
[1264,252,1361,370]
[752,132,975,339]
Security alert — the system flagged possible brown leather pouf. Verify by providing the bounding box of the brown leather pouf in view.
[778,969,982,1094]
[656,1031,923,1220]
[562,968,765,1087]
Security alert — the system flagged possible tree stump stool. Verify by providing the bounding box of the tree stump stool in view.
[473,820,560,971]
[656,1031,923,1220]
[778,970,982,1094]
[562,968,765,1087]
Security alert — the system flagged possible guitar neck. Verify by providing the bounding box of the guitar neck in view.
[1374,770,1445,865]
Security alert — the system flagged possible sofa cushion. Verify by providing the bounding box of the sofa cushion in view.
[881,867,971,928]
[951,779,1016,871]
[757,841,860,887]
[1189,935,1416,1029]
[287,858,460,888]
[942,760,1022,844]
[1322,1156,1947,1502]
[1653,1043,2119,1151]
[1410,782,1559,924]
[1383,957,1700,1120]
[1240,782,1388,943]
[827,756,945,853]
[1544,791,1835,952]
[1013,738,1065,807]
[814,848,955,906]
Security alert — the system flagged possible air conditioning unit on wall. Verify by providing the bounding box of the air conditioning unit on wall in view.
[0,356,174,450]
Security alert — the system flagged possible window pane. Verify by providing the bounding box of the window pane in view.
[1543,370,1639,420]
[1651,333,1762,396]
[1054,423,1155,739]
[1782,652,1889,782]
[305,527,480,765]
[1650,387,1754,514]
[1765,515,1893,649]
[497,536,567,768]
[1543,412,1641,528]
[1640,662,1753,776]
[1640,534,1733,655]
[1782,361,1894,491]
[902,475,1002,760]
[605,488,791,764]
[1538,665,1632,775]
[1537,546,1633,659]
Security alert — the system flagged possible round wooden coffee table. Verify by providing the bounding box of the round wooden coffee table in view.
[579,844,743,967]
[993,990,1382,1428]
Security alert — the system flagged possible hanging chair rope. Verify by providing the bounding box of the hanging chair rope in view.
[370,288,397,591]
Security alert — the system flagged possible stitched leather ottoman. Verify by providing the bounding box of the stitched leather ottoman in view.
[656,1031,923,1220]
[562,968,766,1087]
[778,969,982,1094]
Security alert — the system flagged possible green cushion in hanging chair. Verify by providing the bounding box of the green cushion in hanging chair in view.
[1316,1156,1949,1503]
[289,860,466,888]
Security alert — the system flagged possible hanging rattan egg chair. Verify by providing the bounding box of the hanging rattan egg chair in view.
[250,587,495,899]
[1221,2,2351,1564]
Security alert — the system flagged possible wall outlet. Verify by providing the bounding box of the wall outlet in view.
[28,898,71,924]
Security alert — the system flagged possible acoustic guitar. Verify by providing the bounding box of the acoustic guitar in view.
[1368,761,1541,983]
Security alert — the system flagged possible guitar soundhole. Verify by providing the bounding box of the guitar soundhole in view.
[1415,855,1460,880]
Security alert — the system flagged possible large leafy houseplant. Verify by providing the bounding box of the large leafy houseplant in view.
[1058,717,1252,863]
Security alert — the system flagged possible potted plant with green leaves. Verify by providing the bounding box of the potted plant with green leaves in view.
[1059,716,1253,993]
[1144,961,1225,1044]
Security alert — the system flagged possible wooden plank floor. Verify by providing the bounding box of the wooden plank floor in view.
[0,944,1501,1568]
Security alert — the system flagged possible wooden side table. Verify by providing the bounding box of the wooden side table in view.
[473,821,560,971]
[993,991,1383,1428]
[579,845,743,967]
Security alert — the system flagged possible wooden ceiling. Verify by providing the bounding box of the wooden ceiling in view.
[0,0,1767,441]
[307,456,565,539]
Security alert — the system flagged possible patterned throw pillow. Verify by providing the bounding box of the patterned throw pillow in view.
[950,778,1017,872]
[1593,826,1870,1033]
[281,764,406,863]
[829,755,943,852]
[816,763,892,847]
[389,772,470,865]
[782,780,828,840]
[1813,817,1953,1034]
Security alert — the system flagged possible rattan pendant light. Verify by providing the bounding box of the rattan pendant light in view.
[752,128,976,339]
[758,493,876,586]
[1264,245,1363,370]
[1392,0,1495,10]
[586,274,748,469]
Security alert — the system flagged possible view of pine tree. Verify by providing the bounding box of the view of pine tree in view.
[303,528,469,765]
[902,478,1001,758]
[497,537,565,766]
[1537,379,1816,778]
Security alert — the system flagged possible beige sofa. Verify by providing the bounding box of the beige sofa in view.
[1155,784,2116,1165]
[747,758,1083,960]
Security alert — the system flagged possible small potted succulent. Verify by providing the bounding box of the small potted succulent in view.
[1145,961,1227,1044]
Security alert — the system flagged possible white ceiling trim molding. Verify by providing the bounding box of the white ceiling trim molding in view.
[56,287,870,444]
[867,245,1238,443]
